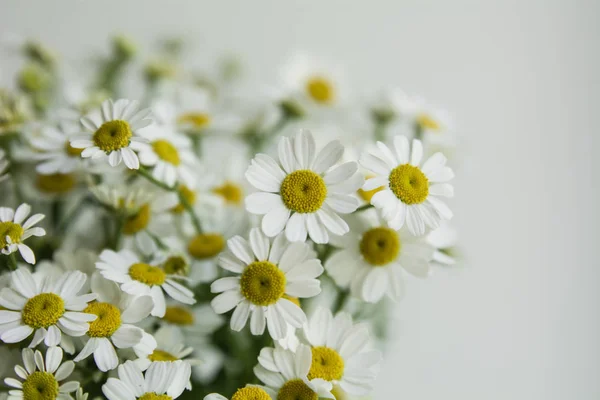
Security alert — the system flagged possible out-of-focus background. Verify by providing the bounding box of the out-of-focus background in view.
[1,1,598,398]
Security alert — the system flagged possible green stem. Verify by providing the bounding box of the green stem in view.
[7,252,18,270]
[333,289,350,313]
[414,122,424,141]
[374,120,387,142]
[354,204,373,213]
[111,213,124,250]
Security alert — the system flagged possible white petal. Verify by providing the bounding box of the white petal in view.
[111,325,143,348]
[211,290,242,314]
[312,140,343,174]
[13,204,31,224]
[285,213,307,242]
[261,206,291,237]
[245,192,284,215]
[227,235,254,265]
[306,213,328,244]
[249,227,270,260]
[393,135,410,164]
[230,301,251,331]
[324,162,358,185]
[294,129,316,169]
[410,139,423,166]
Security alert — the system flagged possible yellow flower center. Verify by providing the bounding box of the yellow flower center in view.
[212,181,243,205]
[0,221,24,248]
[65,141,84,157]
[283,294,301,307]
[36,173,76,194]
[231,387,272,400]
[22,371,59,400]
[123,204,151,235]
[278,379,318,400]
[84,302,121,338]
[152,140,180,166]
[92,120,132,153]
[280,170,327,213]
[388,164,429,205]
[416,113,440,131]
[163,256,189,276]
[187,233,225,260]
[128,263,166,286]
[162,306,194,326]
[306,76,335,104]
[172,185,196,214]
[308,346,345,381]
[148,349,178,362]
[138,393,172,400]
[21,293,65,329]
[177,112,211,130]
[359,227,401,266]
[240,261,286,306]
[358,175,383,202]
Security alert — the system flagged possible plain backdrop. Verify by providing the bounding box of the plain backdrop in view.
[1,1,598,399]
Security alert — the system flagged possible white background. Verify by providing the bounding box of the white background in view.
[1,1,598,399]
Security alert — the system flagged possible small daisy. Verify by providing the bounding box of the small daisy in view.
[4,347,79,400]
[74,273,155,372]
[96,249,196,317]
[254,343,334,399]
[0,148,9,182]
[102,360,191,400]
[360,136,454,236]
[211,228,323,340]
[326,213,434,303]
[70,99,151,169]
[0,204,46,264]
[301,307,381,396]
[29,125,84,174]
[245,129,363,244]
[204,386,273,400]
[137,125,198,187]
[388,89,453,136]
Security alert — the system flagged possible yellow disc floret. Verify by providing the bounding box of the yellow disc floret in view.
[308,346,345,381]
[65,141,84,157]
[388,164,429,205]
[152,140,180,166]
[148,349,178,362]
[240,261,286,306]
[21,293,65,329]
[358,175,383,202]
[187,233,225,259]
[93,120,132,153]
[172,185,196,214]
[177,112,211,129]
[84,302,121,338]
[163,256,189,276]
[280,170,327,213]
[162,306,194,326]
[416,113,440,131]
[212,181,243,205]
[138,394,172,400]
[359,227,401,266]
[36,173,76,194]
[278,379,318,400]
[22,371,59,400]
[123,204,151,235]
[306,76,335,104]
[231,386,272,400]
[129,263,166,286]
[0,221,24,248]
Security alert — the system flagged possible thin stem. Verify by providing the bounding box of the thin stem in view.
[333,289,350,313]
[414,122,424,141]
[374,120,386,142]
[111,213,124,250]
[7,252,18,270]
[354,204,374,213]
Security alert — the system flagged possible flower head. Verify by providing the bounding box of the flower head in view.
[0,204,45,264]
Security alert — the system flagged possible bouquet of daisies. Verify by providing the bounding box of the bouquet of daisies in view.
[0,35,459,400]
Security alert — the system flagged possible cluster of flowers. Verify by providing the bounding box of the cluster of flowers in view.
[0,35,459,400]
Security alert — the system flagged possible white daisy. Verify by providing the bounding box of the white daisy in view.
[326,212,434,303]
[0,148,9,182]
[102,360,191,400]
[74,273,155,372]
[211,228,323,340]
[4,347,79,400]
[29,125,84,174]
[70,99,151,169]
[0,204,45,264]
[245,129,363,244]
[360,136,454,236]
[387,89,453,136]
[0,267,96,347]
[254,343,334,399]
[301,307,381,396]
[96,249,196,317]
[204,386,273,400]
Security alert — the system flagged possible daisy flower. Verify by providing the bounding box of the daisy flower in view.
[102,360,191,400]
[388,89,453,136]
[4,347,79,400]
[326,213,434,303]
[360,136,454,236]
[245,129,363,244]
[204,386,273,400]
[0,267,96,348]
[69,99,151,169]
[74,274,155,372]
[301,307,381,396]
[254,344,334,399]
[0,148,9,182]
[0,204,46,264]
[211,228,323,340]
[29,125,84,174]
[96,248,196,317]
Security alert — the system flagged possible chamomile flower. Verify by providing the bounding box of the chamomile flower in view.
[204,386,273,400]
[0,204,46,264]
[70,99,151,169]
[0,148,9,182]
[326,213,434,302]
[388,89,453,135]
[360,136,454,236]
[245,129,363,244]
[254,344,334,399]
[74,274,155,372]
[0,268,97,348]
[29,125,84,174]
[96,249,196,317]
[211,228,323,340]
[4,347,79,400]
[102,360,191,400]
[301,307,381,395]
